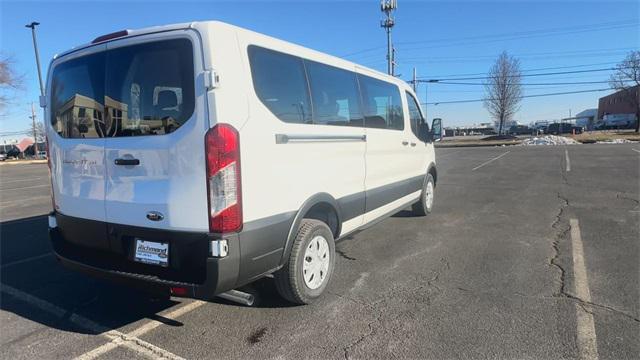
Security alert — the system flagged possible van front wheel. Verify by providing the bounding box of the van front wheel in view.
[412,173,435,216]
[275,219,335,305]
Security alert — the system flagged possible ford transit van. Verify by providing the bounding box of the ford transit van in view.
[46,21,441,304]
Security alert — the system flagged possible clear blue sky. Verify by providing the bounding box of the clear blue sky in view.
[1,0,638,141]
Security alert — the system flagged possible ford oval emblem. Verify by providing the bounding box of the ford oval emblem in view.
[146,211,164,222]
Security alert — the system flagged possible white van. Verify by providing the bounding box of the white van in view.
[46,21,441,305]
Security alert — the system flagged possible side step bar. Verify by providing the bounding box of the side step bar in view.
[217,289,255,306]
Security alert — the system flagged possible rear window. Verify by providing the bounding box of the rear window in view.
[51,38,194,138]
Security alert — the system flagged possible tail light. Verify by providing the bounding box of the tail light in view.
[205,124,242,233]
[170,287,188,296]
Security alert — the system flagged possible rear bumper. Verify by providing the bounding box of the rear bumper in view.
[48,212,240,300]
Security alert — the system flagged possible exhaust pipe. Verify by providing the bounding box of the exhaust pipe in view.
[217,289,255,306]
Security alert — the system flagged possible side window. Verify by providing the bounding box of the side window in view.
[406,91,428,141]
[305,60,363,127]
[358,75,404,130]
[248,46,312,124]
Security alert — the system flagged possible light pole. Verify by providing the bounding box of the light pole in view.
[380,0,397,76]
[26,21,44,158]
[25,22,45,97]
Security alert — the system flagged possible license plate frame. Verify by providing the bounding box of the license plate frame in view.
[134,239,169,267]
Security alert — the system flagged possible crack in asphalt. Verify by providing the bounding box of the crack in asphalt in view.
[548,155,640,326]
[454,288,640,324]
[616,192,640,207]
[550,191,570,298]
[336,247,357,261]
[563,293,640,323]
[339,258,450,359]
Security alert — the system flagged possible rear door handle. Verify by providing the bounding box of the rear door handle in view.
[402,141,409,146]
[114,158,140,166]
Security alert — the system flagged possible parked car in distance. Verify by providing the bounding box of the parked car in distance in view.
[37,151,47,159]
[46,21,441,306]
[508,125,532,135]
[0,153,6,161]
[546,123,581,135]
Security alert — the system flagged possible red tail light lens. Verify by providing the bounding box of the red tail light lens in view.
[170,287,188,296]
[205,124,242,233]
[91,30,129,44]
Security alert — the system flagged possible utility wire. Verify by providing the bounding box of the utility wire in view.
[423,88,610,105]
[432,80,620,86]
[417,67,624,81]
[396,24,637,53]
[397,20,637,46]
[342,19,637,57]
[399,47,633,62]
[415,61,621,78]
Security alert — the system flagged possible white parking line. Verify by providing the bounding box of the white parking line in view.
[0,176,49,185]
[0,283,193,360]
[0,184,50,192]
[1,253,53,269]
[570,219,599,360]
[0,195,51,207]
[75,300,206,360]
[565,149,571,172]
[471,151,510,171]
[632,148,640,154]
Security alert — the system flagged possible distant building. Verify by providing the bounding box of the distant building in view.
[575,109,597,130]
[597,85,639,125]
[0,138,44,158]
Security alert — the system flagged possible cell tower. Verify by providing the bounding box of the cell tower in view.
[380,0,397,76]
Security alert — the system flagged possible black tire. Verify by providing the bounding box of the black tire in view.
[411,173,435,216]
[274,219,335,305]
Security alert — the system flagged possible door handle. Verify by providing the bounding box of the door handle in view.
[114,158,140,166]
[402,141,409,146]
[410,142,417,147]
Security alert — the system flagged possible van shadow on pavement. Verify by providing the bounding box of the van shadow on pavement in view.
[0,214,297,335]
[0,215,182,334]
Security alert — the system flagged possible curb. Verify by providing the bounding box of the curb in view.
[0,160,48,166]
[435,142,522,148]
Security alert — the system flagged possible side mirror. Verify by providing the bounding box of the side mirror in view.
[431,118,442,142]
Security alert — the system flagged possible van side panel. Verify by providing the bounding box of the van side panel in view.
[232,30,367,281]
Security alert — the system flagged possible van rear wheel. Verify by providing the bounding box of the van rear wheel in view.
[412,173,435,216]
[274,219,335,305]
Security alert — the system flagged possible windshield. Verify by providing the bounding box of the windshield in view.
[50,38,194,138]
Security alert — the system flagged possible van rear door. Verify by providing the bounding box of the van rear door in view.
[48,44,108,225]
[102,33,210,231]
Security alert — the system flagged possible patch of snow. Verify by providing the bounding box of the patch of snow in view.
[595,138,637,144]
[521,135,580,146]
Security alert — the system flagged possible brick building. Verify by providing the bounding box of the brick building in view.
[597,85,639,120]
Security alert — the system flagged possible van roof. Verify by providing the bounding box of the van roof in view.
[54,20,407,90]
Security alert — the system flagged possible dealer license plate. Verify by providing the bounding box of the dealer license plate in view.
[134,239,169,267]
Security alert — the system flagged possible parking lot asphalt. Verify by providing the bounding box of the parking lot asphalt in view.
[1,144,638,360]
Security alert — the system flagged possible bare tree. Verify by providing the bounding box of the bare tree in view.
[484,51,523,135]
[609,51,640,133]
[28,121,46,143]
[0,54,24,111]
